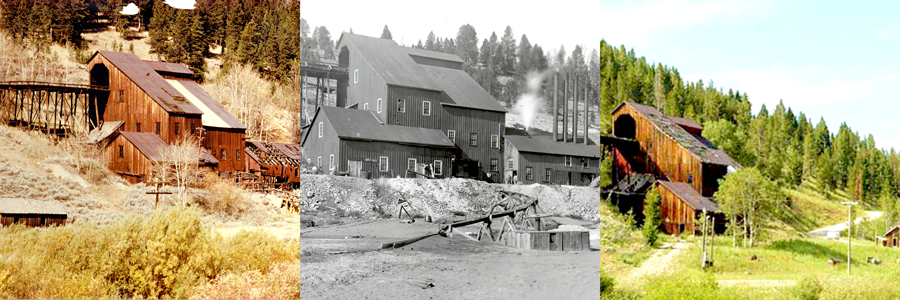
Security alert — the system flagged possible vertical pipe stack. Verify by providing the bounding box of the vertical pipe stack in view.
[584,85,589,144]
[573,76,579,143]
[563,73,568,143]
[553,73,558,141]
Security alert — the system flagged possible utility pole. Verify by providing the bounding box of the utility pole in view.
[841,201,857,275]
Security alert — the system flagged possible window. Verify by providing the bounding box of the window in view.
[582,158,589,169]
[221,149,227,161]
[508,159,513,169]
[491,135,500,148]
[363,103,369,110]
[546,168,552,181]
[469,133,478,147]
[447,130,456,143]
[434,160,442,175]
[236,149,241,161]
[191,123,195,135]
[525,167,533,181]
[329,154,334,170]
[174,122,180,135]
[318,122,323,137]
[295,167,299,177]
[407,158,417,171]
[565,156,572,167]
[377,98,382,113]
[119,90,124,102]
[354,69,359,83]
[422,101,431,116]
[379,156,389,172]
[317,156,322,167]
[118,146,124,158]
[136,123,141,132]
[155,122,161,135]
[490,158,498,172]
[397,98,405,112]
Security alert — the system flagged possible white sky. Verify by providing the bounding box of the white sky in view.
[302,1,603,57]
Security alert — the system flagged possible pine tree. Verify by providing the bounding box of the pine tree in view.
[380,25,392,40]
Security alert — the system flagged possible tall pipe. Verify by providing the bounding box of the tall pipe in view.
[563,72,568,143]
[584,85,589,144]
[553,73,558,141]
[574,76,579,143]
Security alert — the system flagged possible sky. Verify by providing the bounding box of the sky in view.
[301,1,603,61]
[599,0,900,150]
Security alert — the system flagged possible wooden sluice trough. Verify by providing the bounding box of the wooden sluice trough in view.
[501,231,591,251]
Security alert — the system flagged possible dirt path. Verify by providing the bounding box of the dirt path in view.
[716,280,796,287]
[808,210,883,237]
[625,240,687,283]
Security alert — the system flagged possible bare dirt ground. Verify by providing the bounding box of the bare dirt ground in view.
[300,219,601,299]
[625,240,688,285]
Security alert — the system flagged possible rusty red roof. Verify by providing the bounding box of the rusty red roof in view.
[119,131,170,162]
[658,180,721,212]
[91,51,202,115]
[271,143,302,160]
[142,60,193,76]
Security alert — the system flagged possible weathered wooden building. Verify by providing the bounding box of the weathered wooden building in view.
[656,180,724,235]
[0,198,68,227]
[87,51,246,181]
[105,131,171,183]
[245,142,303,184]
[611,102,740,197]
[503,128,601,186]
[885,226,900,248]
[335,33,506,181]
[302,106,456,179]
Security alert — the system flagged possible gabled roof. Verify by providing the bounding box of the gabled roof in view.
[337,33,442,91]
[304,106,454,148]
[657,180,721,212]
[667,115,703,133]
[119,131,170,162]
[403,47,464,63]
[142,60,193,76]
[0,198,67,215]
[90,51,202,115]
[166,79,246,129]
[613,102,740,168]
[271,143,302,160]
[885,225,900,237]
[504,128,600,158]
[419,65,507,112]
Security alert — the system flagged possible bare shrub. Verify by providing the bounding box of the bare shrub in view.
[190,262,301,299]
[150,134,202,204]
[204,63,293,142]
[191,172,249,217]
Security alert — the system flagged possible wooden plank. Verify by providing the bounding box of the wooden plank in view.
[548,232,558,251]
[572,232,583,251]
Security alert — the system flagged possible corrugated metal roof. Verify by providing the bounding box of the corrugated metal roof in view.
[319,106,455,147]
[614,102,740,167]
[403,47,464,63]
[0,198,67,215]
[658,180,721,212]
[666,115,703,132]
[504,128,600,158]
[93,51,202,115]
[419,65,507,112]
[166,79,246,129]
[119,131,170,162]
[271,143,302,160]
[87,121,124,144]
[337,33,442,91]
[142,60,193,75]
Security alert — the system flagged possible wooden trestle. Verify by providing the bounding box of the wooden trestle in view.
[0,81,108,136]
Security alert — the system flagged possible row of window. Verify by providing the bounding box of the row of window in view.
[316,155,336,170]
[446,131,500,148]
[508,157,590,169]
[208,148,241,162]
[314,155,445,176]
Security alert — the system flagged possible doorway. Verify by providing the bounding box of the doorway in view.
[349,160,361,177]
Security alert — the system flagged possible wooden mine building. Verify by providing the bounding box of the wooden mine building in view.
[608,102,740,234]
[503,127,601,185]
[245,141,304,185]
[86,51,246,182]
[0,198,67,227]
[328,33,506,181]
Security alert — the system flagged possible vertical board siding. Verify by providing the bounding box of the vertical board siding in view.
[340,140,454,179]
[106,133,153,183]
[303,113,341,171]
[441,106,504,179]
[613,104,711,196]
[658,182,697,235]
[386,85,442,130]
[342,45,388,115]
[516,151,600,186]
[202,128,246,173]
[0,215,66,227]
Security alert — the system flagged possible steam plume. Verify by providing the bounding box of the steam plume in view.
[513,70,551,131]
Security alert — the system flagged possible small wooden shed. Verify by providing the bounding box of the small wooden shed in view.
[0,198,67,227]
[657,180,724,235]
[885,226,900,248]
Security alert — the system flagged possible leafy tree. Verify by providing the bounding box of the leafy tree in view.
[642,186,662,246]
[380,25,392,40]
[715,167,785,247]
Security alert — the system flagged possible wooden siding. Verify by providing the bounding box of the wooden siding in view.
[260,164,301,183]
[1,214,67,227]
[106,133,154,183]
[87,55,198,144]
[504,139,520,183]
[441,106,505,179]
[339,140,455,179]
[386,85,442,130]
[613,104,709,196]
[341,45,388,117]
[514,150,600,186]
[887,229,900,248]
[302,112,341,172]
[202,127,245,173]
[658,181,698,235]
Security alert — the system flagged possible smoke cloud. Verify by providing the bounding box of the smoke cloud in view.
[512,70,551,131]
